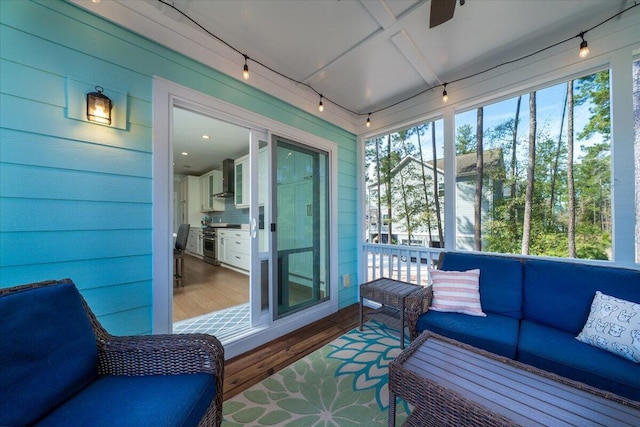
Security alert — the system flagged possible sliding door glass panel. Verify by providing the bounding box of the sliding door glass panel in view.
[275,138,329,319]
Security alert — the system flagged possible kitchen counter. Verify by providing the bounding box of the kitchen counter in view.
[203,223,243,229]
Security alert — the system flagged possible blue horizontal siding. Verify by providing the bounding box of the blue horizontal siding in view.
[0,164,151,202]
[1,199,150,231]
[0,256,151,289]
[1,0,357,336]
[0,129,151,177]
[0,230,151,266]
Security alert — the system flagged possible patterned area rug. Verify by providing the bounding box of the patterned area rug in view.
[222,320,411,426]
[174,303,250,341]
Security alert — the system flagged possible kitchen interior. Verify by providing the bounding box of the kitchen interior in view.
[172,107,266,323]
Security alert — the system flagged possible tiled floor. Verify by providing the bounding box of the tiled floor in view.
[173,303,251,342]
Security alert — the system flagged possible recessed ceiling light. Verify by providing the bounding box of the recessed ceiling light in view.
[181,152,189,156]
[201,135,210,140]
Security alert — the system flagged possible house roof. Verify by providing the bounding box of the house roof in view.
[367,148,504,188]
[430,148,505,178]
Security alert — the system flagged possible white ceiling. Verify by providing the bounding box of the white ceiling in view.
[78,0,633,174]
[172,107,250,176]
[145,0,627,115]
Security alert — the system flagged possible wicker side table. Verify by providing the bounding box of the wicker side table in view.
[388,331,640,427]
[359,277,423,349]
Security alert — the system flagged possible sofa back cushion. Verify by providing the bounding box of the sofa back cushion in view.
[440,252,524,319]
[523,259,640,334]
[0,279,98,426]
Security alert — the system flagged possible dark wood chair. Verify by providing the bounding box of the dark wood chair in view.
[174,223,191,286]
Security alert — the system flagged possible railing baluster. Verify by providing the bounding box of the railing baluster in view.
[362,243,443,286]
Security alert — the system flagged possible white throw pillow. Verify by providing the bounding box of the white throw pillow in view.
[576,291,640,363]
[429,269,486,317]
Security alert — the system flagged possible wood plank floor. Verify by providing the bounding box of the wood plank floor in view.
[223,302,370,401]
[173,255,369,401]
[173,254,249,322]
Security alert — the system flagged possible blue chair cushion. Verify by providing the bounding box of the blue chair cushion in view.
[34,373,216,427]
[518,320,640,401]
[0,280,98,427]
[440,252,524,319]
[523,259,640,334]
[415,310,520,358]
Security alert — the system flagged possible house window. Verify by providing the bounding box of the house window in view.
[454,69,612,260]
[364,120,445,248]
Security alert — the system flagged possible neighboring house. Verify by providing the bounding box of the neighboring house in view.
[367,149,504,250]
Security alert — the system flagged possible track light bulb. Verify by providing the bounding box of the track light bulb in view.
[242,55,250,80]
[318,96,324,112]
[579,35,590,59]
[366,114,371,128]
[442,84,448,103]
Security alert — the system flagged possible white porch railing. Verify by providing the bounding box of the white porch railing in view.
[362,243,444,286]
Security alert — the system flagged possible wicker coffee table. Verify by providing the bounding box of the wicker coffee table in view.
[389,331,640,426]
[359,277,423,349]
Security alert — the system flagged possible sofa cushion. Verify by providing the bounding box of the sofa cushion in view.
[518,320,640,401]
[34,373,216,427]
[440,252,523,319]
[523,259,640,334]
[576,291,640,363]
[415,310,519,358]
[430,268,486,316]
[0,280,98,427]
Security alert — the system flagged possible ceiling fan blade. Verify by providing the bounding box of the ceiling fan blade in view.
[429,0,457,28]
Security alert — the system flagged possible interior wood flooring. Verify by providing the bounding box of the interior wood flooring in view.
[173,254,249,322]
[223,303,371,401]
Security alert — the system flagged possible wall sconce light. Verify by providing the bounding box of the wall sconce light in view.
[86,86,112,125]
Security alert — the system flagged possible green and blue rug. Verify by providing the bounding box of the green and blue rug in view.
[222,321,411,426]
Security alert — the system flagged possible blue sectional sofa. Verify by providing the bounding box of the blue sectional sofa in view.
[407,252,640,401]
[0,279,224,427]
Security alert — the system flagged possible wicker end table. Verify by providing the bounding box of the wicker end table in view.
[388,331,640,427]
[359,277,423,349]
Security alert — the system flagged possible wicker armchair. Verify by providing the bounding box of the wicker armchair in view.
[0,279,224,427]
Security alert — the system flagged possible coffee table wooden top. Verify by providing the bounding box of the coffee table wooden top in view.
[390,332,640,426]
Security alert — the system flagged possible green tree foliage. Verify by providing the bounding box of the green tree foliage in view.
[365,70,611,261]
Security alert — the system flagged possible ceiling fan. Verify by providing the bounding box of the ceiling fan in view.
[430,0,466,28]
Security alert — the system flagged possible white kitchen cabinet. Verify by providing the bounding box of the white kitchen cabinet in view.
[258,147,268,206]
[234,155,249,208]
[228,229,250,270]
[236,148,268,208]
[200,170,225,212]
[185,228,203,257]
[217,229,228,264]
[180,176,201,227]
[218,229,249,271]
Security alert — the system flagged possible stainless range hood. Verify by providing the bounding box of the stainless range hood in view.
[213,159,235,198]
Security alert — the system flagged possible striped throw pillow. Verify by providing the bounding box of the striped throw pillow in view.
[429,269,486,317]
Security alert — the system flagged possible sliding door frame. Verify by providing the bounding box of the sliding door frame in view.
[152,77,339,358]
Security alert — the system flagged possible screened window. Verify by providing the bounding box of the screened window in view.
[454,70,612,260]
[364,120,445,248]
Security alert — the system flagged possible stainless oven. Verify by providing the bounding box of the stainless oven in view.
[202,228,219,265]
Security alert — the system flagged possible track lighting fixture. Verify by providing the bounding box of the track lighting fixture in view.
[578,33,590,59]
[318,95,324,112]
[442,83,449,103]
[366,114,371,128]
[242,55,249,80]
